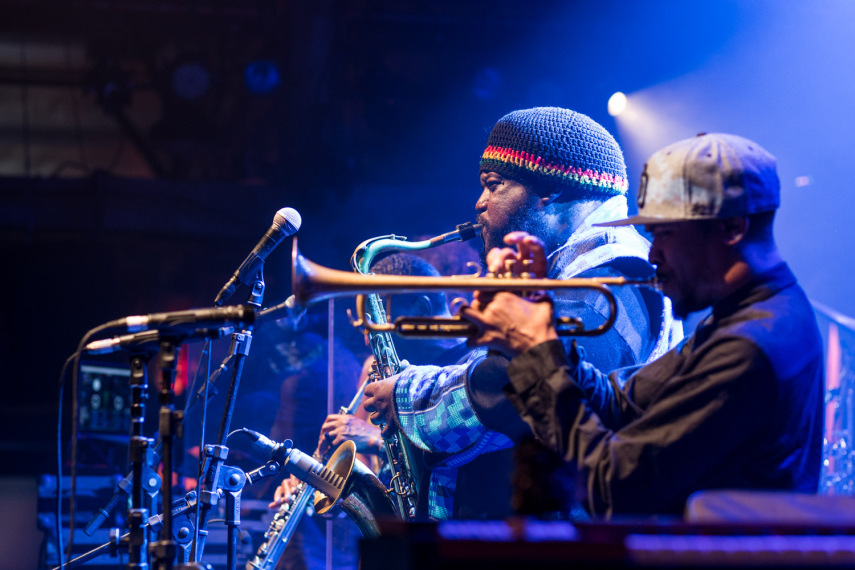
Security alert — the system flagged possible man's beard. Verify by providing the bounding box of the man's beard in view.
[478,205,549,267]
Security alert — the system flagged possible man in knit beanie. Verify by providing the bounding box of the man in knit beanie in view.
[364,107,681,520]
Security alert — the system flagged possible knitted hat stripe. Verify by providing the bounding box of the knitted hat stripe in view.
[482,145,629,194]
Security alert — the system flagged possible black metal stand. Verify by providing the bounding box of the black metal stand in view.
[189,331,252,569]
[80,267,266,568]
[52,492,198,570]
[51,446,290,570]
[127,352,156,569]
[85,340,242,541]
[150,338,182,570]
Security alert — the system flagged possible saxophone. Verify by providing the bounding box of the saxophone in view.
[350,222,481,520]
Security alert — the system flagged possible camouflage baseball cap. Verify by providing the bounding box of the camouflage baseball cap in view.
[597,133,780,226]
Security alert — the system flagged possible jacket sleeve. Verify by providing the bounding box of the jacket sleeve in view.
[504,337,775,517]
[393,352,513,455]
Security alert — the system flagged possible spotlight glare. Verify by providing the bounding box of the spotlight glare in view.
[608,92,627,117]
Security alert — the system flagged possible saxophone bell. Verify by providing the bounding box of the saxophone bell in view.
[313,441,398,538]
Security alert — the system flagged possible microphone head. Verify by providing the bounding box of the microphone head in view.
[274,207,302,234]
[284,294,299,311]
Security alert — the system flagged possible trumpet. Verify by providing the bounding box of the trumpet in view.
[292,239,659,337]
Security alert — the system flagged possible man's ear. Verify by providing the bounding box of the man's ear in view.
[540,191,563,207]
[720,216,749,245]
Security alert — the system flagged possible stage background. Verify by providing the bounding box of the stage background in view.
[1,1,853,568]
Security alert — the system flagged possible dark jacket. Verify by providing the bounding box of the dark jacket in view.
[505,263,824,517]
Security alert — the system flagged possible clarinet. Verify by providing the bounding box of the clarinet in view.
[246,386,369,570]
[351,222,481,520]
[245,475,315,570]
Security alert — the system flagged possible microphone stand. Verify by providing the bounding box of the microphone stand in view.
[84,339,244,540]
[54,442,291,570]
[84,264,267,567]
[150,337,183,570]
[127,349,159,569]
[75,243,275,569]
[188,267,263,568]
[187,331,252,567]
[52,492,198,570]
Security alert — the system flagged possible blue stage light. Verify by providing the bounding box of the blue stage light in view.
[245,60,281,95]
[171,61,211,101]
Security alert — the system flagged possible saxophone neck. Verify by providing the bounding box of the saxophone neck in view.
[350,222,482,274]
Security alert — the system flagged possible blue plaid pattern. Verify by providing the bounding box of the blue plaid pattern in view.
[396,353,501,453]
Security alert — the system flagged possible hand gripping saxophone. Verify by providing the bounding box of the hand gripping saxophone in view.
[349,222,482,520]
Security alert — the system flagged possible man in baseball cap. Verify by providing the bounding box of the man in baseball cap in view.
[462,133,825,517]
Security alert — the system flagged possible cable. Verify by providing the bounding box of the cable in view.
[55,353,77,569]
[225,429,246,442]
[65,322,119,562]
[192,341,213,563]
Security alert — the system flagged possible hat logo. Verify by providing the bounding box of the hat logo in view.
[637,171,648,209]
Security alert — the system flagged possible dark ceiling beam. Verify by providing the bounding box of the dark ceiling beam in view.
[0,1,279,45]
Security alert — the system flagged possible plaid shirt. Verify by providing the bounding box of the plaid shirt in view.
[395,196,682,519]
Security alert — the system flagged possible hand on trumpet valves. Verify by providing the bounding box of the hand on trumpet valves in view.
[486,231,548,278]
[473,231,549,309]
[318,413,383,455]
[460,292,557,358]
[362,377,399,438]
[461,231,556,357]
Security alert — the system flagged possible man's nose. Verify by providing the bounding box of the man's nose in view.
[648,242,662,266]
[475,188,489,212]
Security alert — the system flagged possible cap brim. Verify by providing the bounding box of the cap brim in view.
[593,214,694,227]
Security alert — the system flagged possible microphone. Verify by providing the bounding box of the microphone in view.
[101,305,255,334]
[215,207,302,306]
[255,295,307,328]
[240,429,344,498]
[84,326,235,354]
[240,428,292,463]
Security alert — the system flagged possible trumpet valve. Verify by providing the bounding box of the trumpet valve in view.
[503,259,516,279]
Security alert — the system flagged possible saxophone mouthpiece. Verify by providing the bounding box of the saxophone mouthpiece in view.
[428,221,482,247]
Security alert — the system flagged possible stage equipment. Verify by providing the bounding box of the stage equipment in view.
[243,431,397,539]
[292,239,658,339]
[215,207,302,307]
[246,376,394,569]
[90,305,255,335]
